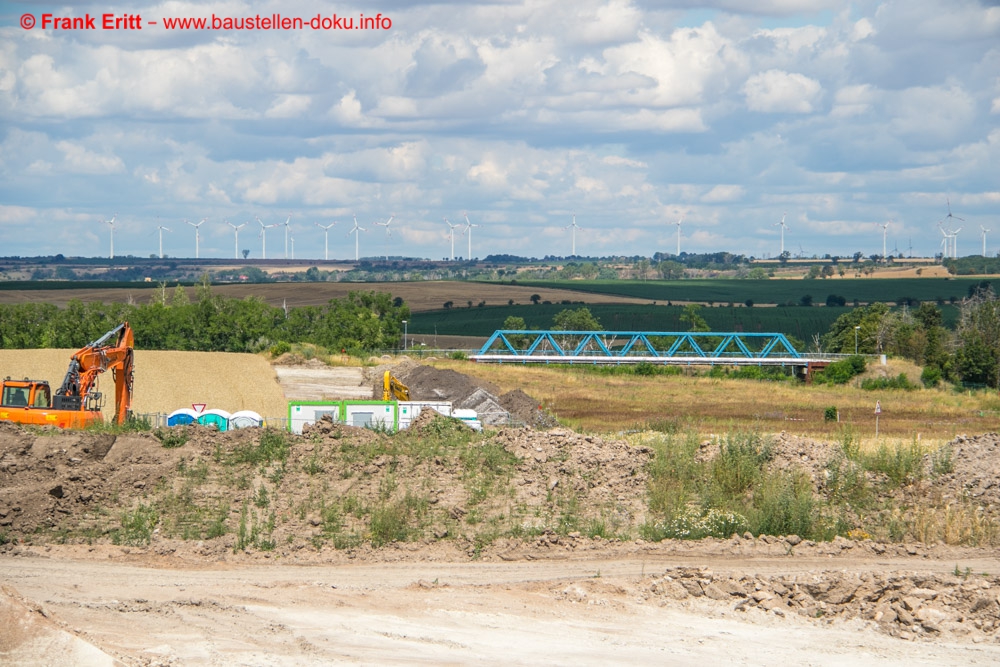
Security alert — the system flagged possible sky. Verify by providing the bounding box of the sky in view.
[0,0,998,262]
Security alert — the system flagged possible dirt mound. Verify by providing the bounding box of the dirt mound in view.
[644,565,1000,642]
[922,433,1000,512]
[499,389,560,428]
[0,430,182,535]
[0,584,116,665]
[398,364,501,403]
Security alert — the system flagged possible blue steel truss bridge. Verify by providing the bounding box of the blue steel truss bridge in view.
[472,330,835,379]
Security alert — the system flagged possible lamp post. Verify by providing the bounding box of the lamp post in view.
[402,320,407,352]
[855,326,860,354]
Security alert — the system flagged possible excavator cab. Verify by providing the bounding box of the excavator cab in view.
[1,379,52,409]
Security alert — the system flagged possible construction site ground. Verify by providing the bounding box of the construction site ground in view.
[4,543,1000,666]
[3,353,1000,665]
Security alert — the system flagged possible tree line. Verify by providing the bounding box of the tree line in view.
[0,282,409,355]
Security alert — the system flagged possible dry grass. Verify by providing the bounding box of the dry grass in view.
[429,359,1000,439]
[0,349,288,420]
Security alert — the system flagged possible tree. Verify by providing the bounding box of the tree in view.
[680,304,710,332]
[748,267,769,280]
[530,294,541,305]
[821,302,893,354]
[552,307,601,331]
[956,287,1000,388]
[502,315,530,349]
[658,261,684,280]
[800,294,814,307]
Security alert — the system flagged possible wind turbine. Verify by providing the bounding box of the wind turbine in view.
[348,215,366,262]
[940,199,965,259]
[156,224,171,259]
[463,212,479,261]
[185,217,207,259]
[290,233,295,260]
[673,217,683,256]
[255,216,279,259]
[444,217,460,260]
[774,213,788,257]
[373,214,394,261]
[981,226,991,257]
[315,222,337,260]
[226,220,247,259]
[280,214,292,259]
[564,215,581,257]
[876,220,891,260]
[101,213,117,259]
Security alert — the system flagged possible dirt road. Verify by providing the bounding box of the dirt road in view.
[4,546,1000,666]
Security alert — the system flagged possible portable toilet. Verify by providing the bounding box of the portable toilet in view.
[166,408,199,427]
[197,409,231,431]
[229,410,264,429]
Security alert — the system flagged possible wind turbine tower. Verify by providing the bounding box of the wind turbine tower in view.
[281,214,292,259]
[981,226,991,257]
[348,215,366,262]
[315,222,337,260]
[226,220,247,259]
[444,218,460,260]
[877,220,891,260]
[255,216,279,259]
[373,215,394,261]
[185,217,207,259]
[463,213,479,261]
[674,218,683,256]
[156,224,171,259]
[774,213,788,257]
[101,213,117,259]
[564,215,581,257]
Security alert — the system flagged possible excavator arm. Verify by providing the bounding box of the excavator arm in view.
[55,322,135,424]
[382,370,411,401]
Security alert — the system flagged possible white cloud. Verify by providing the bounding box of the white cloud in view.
[55,141,124,174]
[743,69,822,113]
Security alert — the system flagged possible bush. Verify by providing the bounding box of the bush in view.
[449,350,468,360]
[921,366,942,388]
[824,406,838,422]
[814,355,867,385]
[269,341,292,357]
[860,373,917,391]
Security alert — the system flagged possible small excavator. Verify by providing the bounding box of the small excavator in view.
[382,370,411,401]
[0,322,134,428]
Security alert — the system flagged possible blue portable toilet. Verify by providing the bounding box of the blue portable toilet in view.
[167,408,199,427]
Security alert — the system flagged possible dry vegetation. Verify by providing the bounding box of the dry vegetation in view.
[429,358,1000,444]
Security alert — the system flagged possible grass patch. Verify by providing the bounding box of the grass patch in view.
[113,503,158,546]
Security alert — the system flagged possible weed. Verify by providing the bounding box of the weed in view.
[710,431,773,498]
[369,493,425,547]
[304,452,324,475]
[254,485,270,508]
[154,428,189,448]
[230,430,290,466]
[113,503,158,546]
[931,445,954,477]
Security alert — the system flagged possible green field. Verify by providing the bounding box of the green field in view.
[409,303,961,345]
[515,278,988,306]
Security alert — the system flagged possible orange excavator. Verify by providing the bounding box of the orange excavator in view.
[0,322,134,429]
